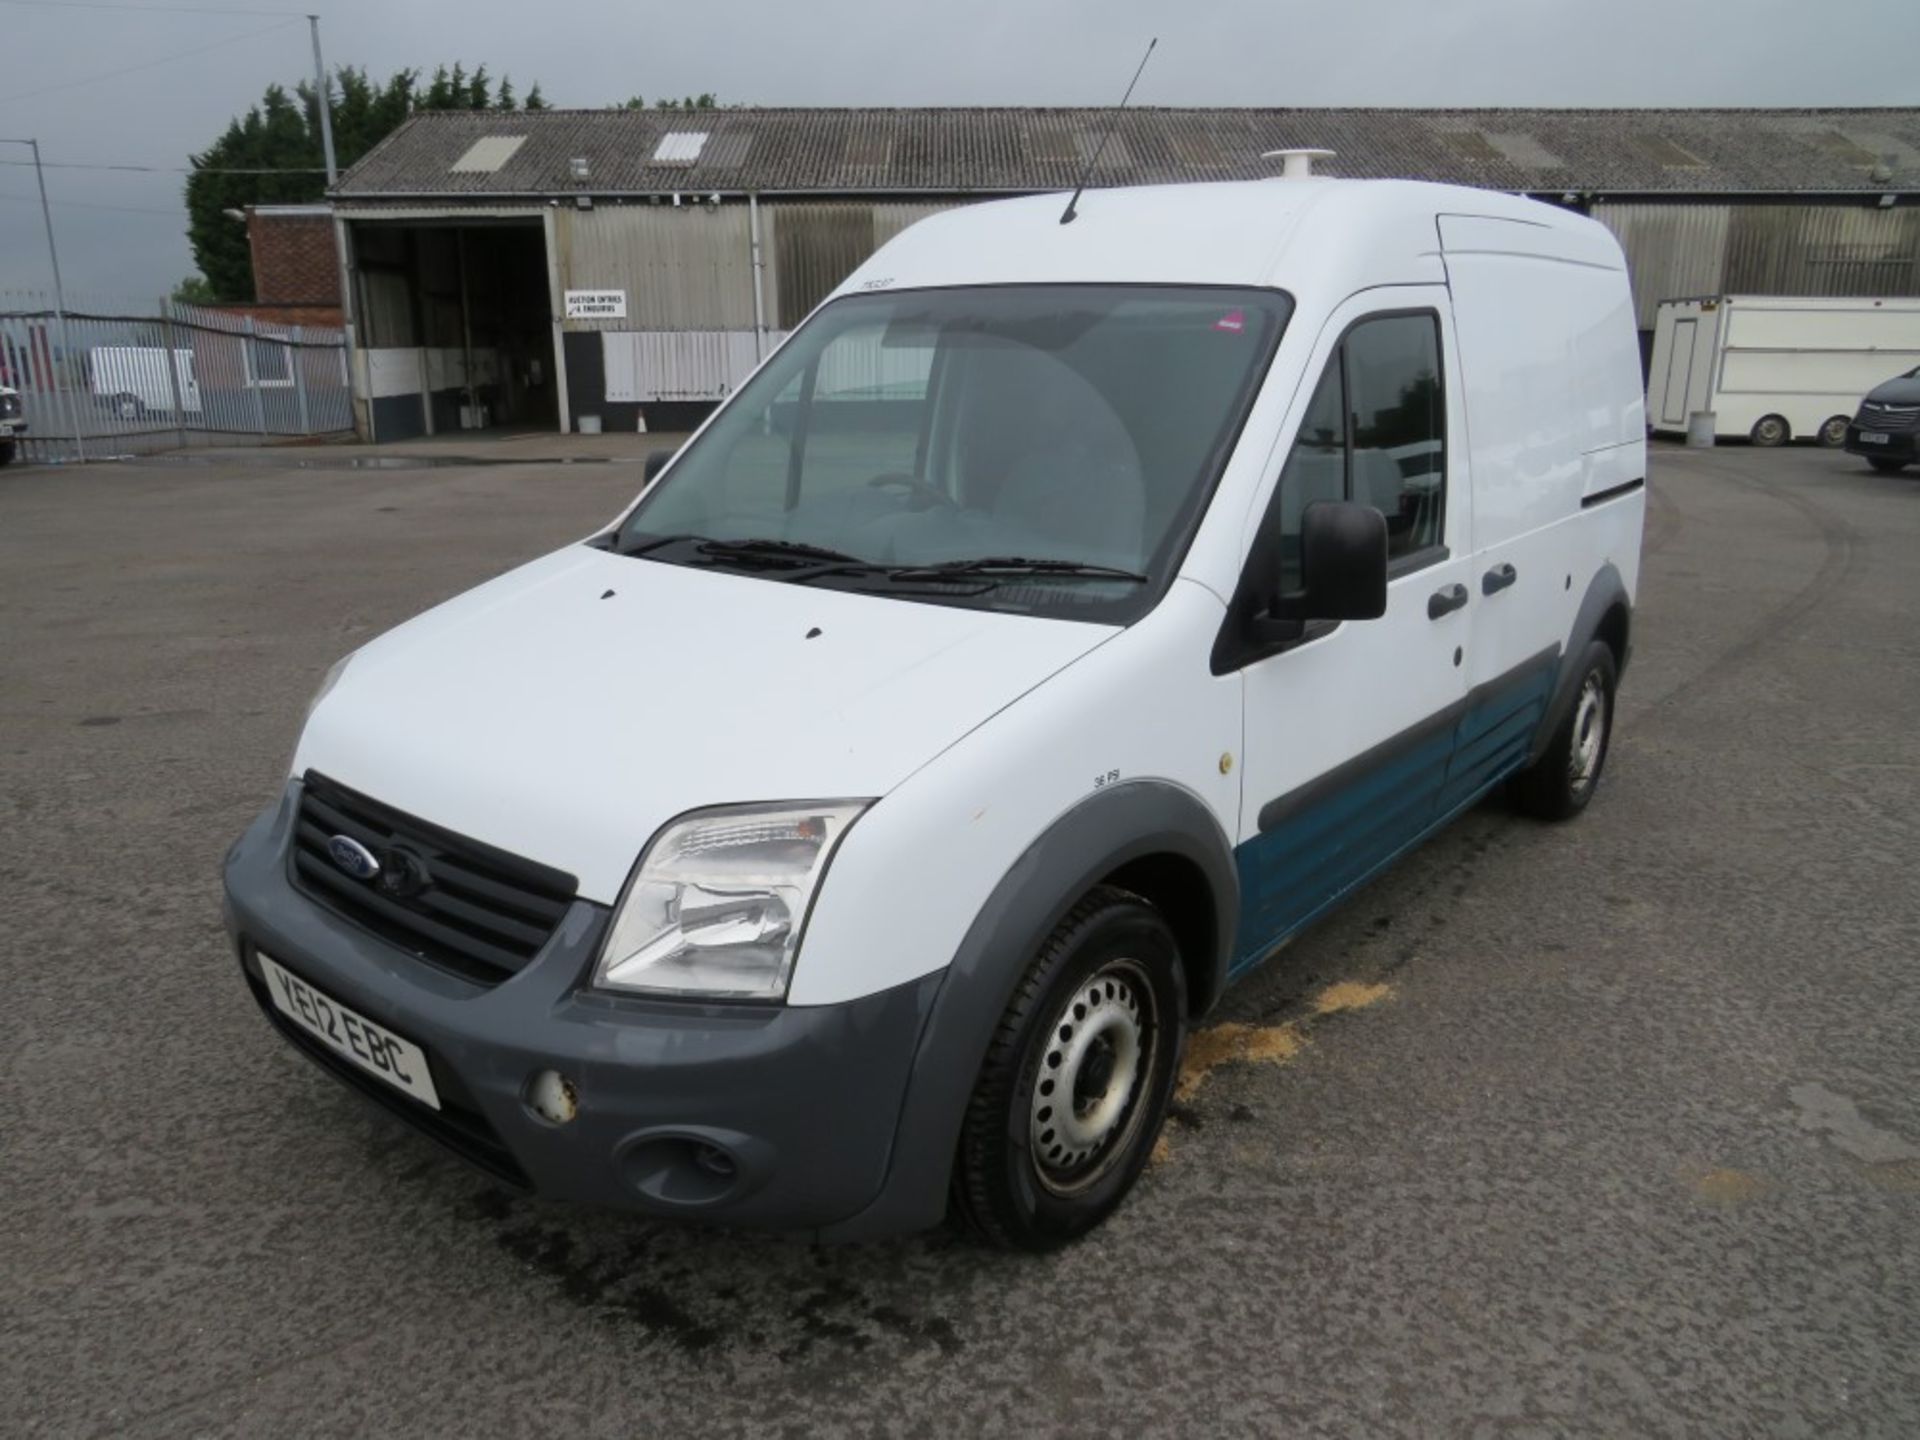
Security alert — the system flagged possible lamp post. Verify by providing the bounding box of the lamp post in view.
[0,137,85,461]
[308,15,337,184]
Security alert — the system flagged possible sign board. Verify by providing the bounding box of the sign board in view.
[565,289,628,320]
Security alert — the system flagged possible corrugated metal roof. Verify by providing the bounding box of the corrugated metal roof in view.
[332,106,1920,200]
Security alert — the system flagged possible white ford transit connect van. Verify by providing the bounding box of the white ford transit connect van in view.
[224,179,1645,1249]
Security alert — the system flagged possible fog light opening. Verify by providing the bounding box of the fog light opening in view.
[692,1142,736,1179]
[527,1069,578,1125]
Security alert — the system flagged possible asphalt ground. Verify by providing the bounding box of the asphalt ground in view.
[3,442,1918,1437]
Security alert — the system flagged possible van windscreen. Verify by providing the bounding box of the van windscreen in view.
[616,284,1291,621]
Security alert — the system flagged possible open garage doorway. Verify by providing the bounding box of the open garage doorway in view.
[348,218,557,442]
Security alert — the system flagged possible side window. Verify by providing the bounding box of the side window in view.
[1274,360,1346,591]
[1265,311,1447,593]
[1345,314,1445,560]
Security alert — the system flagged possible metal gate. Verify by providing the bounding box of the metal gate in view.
[0,291,352,462]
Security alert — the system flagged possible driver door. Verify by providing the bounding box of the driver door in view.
[1228,289,1475,975]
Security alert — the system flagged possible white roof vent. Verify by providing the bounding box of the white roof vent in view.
[652,131,710,166]
[1262,147,1335,179]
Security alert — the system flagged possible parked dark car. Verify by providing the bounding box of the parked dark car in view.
[1844,367,1920,473]
[0,385,24,467]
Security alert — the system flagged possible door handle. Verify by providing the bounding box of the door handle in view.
[1427,583,1469,620]
[1481,563,1518,596]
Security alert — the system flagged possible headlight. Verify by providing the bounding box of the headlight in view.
[594,801,868,1001]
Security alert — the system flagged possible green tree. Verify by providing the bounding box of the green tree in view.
[616,93,719,109]
[185,64,539,300]
[171,274,218,305]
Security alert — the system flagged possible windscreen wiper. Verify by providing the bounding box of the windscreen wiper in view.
[887,555,1150,583]
[696,537,875,567]
[614,533,873,568]
[612,530,700,557]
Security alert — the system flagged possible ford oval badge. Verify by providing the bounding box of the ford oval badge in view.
[327,834,382,881]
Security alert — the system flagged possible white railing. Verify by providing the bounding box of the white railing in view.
[0,289,351,461]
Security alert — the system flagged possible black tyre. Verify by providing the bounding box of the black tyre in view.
[1749,414,1790,447]
[1818,415,1850,448]
[0,440,13,468]
[1512,641,1618,821]
[951,885,1186,1250]
[1868,457,1909,474]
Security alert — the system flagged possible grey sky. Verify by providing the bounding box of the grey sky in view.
[2,0,1915,299]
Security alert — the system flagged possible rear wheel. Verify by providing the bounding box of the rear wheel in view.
[1868,457,1909,474]
[951,886,1185,1250]
[1512,641,1618,821]
[112,392,143,422]
[1749,414,1790,447]
[1818,415,1850,448]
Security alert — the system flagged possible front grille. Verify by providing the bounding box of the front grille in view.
[244,966,530,1188]
[1856,401,1920,434]
[291,771,576,987]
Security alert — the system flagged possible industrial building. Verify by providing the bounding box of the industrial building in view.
[325,106,1920,440]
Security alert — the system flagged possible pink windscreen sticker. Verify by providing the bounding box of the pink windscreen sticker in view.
[1213,310,1247,333]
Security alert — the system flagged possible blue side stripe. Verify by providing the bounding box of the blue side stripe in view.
[1230,650,1560,977]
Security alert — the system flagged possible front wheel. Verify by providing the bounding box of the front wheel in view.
[1749,414,1790,447]
[1868,457,1909,474]
[1512,641,1618,821]
[951,886,1185,1250]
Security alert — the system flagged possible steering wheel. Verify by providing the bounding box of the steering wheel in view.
[868,472,959,511]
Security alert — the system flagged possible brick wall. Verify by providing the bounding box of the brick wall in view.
[248,212,341,309]
[211,302,346,330]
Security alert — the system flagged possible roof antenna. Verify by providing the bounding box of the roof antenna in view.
[1060,36,1157,225]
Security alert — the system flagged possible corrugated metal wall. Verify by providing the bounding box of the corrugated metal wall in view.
[603,332,763,401]
[1595,202,1920,329]
[553,203,758,330]
[550,199,964,406]
[764,201,959,327]
[1724,206,1920,296]
[1591,204,1732,328]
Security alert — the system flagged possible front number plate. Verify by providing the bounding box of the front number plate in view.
[259,952,441,1110]
[1860,432,1889,444]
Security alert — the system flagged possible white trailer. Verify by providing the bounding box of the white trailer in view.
[1646,295,1920,447]
[87,346,202,419]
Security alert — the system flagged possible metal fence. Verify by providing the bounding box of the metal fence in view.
[0,290,352,462]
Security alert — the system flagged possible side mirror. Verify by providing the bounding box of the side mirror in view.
[643,449,675,484]
[1273,501,1388,624]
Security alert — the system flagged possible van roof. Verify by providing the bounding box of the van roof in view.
[840,178,1613,299]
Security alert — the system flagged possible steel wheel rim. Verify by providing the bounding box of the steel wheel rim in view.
[1028,958,1157,1197]
[1755,417,1786,446]
[1821,417,1848,447]
[1567,672,1608,795]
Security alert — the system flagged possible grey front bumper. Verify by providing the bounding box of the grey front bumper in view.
[223,783,943,1234]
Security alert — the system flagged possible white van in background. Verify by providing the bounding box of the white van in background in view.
[1647,294,1920,447]
[87,345,201,420]
[223,177,1646,1249]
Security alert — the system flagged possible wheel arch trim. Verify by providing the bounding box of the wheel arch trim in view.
[1528,561,1631,768]
[816,780,1237,1240]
